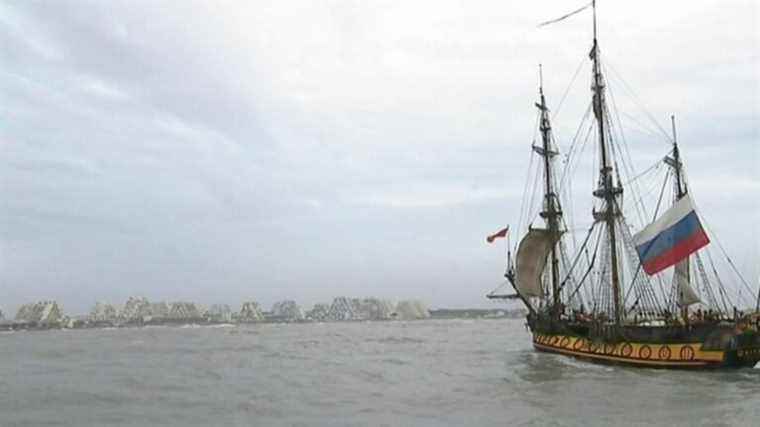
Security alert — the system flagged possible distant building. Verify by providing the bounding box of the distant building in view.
[63,315,83,329]
[357,298,395,320]
[270,300,304,321]
[305,303,330,321]
[0,308,4,321]
[15,301,64,325]
[148,302,169,319]
[15,304,33,322]
[120,296,151,322]
[167,302,202,320]
[320,297,396,321]
[394,300,430,320]
[238,301,264,322]
[205,304,233,323]
[89,302,118,323]
[326,297,358,321]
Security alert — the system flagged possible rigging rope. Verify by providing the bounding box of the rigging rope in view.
[604,60,672,144]
[557,221,598,293]
[692,198,756,307]
[551,55,587,123]
[515,111,541,253]
[568,227,602,302]
[605,71,658,229]
[620,158,663,187]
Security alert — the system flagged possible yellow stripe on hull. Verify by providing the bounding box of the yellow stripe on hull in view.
[531,333,728,368]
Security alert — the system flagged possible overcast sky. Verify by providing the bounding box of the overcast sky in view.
[1,0,758,315]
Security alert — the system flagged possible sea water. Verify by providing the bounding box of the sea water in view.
[1,319,758,426]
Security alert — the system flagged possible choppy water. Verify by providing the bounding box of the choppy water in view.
[1,319,758,426]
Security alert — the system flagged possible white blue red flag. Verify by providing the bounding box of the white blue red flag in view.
[633,195,710,275]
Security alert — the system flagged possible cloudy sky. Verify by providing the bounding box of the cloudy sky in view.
[1,0,757,315]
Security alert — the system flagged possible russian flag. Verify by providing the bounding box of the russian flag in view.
[633,194,710,275]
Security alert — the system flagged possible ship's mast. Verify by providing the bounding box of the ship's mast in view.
[590,0,623,326]
[536,65,562,318]
[671,115,690,325]
[671,116,685,199]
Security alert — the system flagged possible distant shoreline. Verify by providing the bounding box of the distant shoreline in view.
[0,308,526,332]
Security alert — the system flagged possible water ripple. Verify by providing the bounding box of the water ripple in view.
[1,319,758,426]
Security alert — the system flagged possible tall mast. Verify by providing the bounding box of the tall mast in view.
[536,64,561,318]
[671,115,690,325]
[671,116,685,199]
[590,0,623,325]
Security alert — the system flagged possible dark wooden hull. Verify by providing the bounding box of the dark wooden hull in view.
[531,331,760,369]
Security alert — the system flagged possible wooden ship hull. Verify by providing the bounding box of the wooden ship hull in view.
[524,312,760,370]
[531,330,760,369]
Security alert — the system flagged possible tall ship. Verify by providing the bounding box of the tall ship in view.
[487,1,760,368]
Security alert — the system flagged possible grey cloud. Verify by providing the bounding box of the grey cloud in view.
[0,1,757,314]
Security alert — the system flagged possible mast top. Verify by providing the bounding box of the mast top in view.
[539,63,544,94]
[593,0,597,42]
[670,115,686,198]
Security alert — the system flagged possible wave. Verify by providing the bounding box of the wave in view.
[208,323,236,328]
[367,336,425,345]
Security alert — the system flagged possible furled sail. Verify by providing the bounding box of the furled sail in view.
[515,228,559,297]
[674,259,700,306]
[633,194,710,275]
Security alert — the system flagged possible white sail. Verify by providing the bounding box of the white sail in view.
[515,228,558,298]
[674,258,700,306]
